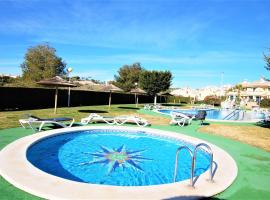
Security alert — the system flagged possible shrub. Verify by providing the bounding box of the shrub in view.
[194,100,204,104]
[260,98,270,108]
[166,96,191,104]
[204,95,221,106]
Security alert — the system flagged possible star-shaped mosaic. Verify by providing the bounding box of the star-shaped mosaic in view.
[80,145,152,173]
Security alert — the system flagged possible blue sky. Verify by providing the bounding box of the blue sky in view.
[0,0,269,88]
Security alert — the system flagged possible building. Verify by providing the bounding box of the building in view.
[226,77,270,104]
[171,85,231,101]
[0,74,18,79]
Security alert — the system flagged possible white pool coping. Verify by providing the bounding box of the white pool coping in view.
[0,126,238,199]
[153,108,262,123]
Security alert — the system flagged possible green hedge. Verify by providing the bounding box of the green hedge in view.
[166,96,191,104]
[0,87,161,111]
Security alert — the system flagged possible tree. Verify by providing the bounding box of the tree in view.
[114,63,144,91]
[71,76,81,81]
[234,84,243,104]
[260,98,270,108]
[139,70,172,104]
[204,95,221,106]
[264,49,270,72]
[21,44,66,82]
[0,75,16,86]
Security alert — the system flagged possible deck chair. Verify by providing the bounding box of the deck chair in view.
[195,110,207,125]
[256,113,270,128]
[170,112,195,127]
[19,115,74,132]
[114,115,150,127]
[153,104,162,109]
[80,113,116,125]
[144,104,153,110]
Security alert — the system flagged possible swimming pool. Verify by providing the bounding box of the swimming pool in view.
[157,108,265,122]
[27,129,210,186]
[0,126,238,199]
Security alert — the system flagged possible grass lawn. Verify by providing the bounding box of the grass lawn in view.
[0,104,174,130]
[199,124,270,151]
[0,104,270,199]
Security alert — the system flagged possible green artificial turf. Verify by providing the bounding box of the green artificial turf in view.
[0,128,41,200]
[139,109,270,199]
[0,111,270,199]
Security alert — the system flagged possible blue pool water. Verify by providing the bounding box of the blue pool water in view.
[27,130,210,186]
[158,109,265,121]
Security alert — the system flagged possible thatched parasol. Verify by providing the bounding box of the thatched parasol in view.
[158,91,173,96]
[130,88,147,107]
[37,76,76,114]
[158,91,173,103]
[100,84,123,108]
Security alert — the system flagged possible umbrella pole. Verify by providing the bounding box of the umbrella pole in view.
[109,91,112,108]
[54,86,58,114]
[136,94,139,108]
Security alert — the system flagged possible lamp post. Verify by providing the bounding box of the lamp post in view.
[134,82,138,107]
[67,67,73,107]
[220,72,224,98]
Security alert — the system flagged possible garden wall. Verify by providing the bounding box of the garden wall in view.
[0,87,163,111]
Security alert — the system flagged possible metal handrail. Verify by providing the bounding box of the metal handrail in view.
[173,146,193,185]
[223,109,237,120]
[173,143,214,187]
[193,143,214,183]
[223,109,240,120]
[229,109,241,120]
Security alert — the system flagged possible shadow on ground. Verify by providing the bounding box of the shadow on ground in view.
[161,103,185,107]
[256,120,270,128]
[164,196,225,200]
[70,123,83,127]
[201,122,210,126]
[78,110,108,113]
[40,123,83,131]
[117,106,139,110]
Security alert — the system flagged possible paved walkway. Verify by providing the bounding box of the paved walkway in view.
[0,121,270,199]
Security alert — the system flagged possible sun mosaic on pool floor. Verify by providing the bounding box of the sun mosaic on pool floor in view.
[80,145,153,173]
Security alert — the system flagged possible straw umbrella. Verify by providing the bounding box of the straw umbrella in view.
[130,88,147,107]
[158,91,173,104]
[37,76,76,114]
[100,84,123,108]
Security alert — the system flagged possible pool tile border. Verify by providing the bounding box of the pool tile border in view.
[0,126,238,199]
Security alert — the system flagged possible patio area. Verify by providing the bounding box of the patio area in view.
[0,104,270,199]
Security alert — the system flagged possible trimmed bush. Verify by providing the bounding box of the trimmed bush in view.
[260,98,270,108]
[0,87,158,111]
[166,96,191,104]
[204,95,221,106]
[194,100,204,104]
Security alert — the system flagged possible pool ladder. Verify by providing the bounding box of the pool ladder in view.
[223,109,241,120]
[173,143,214,187]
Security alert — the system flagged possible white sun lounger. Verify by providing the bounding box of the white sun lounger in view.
[19,116,74,132]
[170,112,195,127]
[80,113,116,125]
[144,104,153,110]
[114,115,150,127]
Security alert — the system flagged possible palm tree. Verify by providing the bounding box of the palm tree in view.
[233,84,243,105]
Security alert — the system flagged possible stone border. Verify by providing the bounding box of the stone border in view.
[0,126,238,199]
